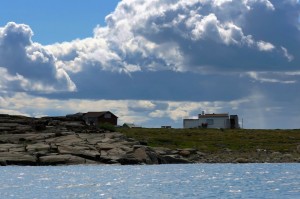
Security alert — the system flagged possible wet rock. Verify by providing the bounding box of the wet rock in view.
[0,160,7,166]
[162,155,192,164]
[234,158,250,163]
[39,154,86,165]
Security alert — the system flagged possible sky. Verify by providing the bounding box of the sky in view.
[0,0,300,129]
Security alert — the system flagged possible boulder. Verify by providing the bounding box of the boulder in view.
[234,158,250,163]
[132,146,163,164]
[179,150,191,157]
[133,147,148,162]
[106,148,127,158]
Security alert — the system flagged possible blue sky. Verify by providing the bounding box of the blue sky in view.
[0,0,120,44]
[0,0,300,129]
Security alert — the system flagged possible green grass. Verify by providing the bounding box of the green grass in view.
[119,128,300,153]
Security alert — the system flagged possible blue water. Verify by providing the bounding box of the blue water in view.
[0,164,299,199]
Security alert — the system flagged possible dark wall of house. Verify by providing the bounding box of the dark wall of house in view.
[98,116,118,126]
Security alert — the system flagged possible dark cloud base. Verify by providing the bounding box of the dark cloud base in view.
[36,70,253,101]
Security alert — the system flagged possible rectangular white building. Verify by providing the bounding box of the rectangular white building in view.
[183,113,239,129]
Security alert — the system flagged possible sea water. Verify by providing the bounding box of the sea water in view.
[0,164,299,199]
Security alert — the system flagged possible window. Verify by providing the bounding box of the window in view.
[206,119,214,125]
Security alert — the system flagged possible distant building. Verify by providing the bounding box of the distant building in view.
[183,112,240,129]
[83,111,118,126]
[123,123,137,128]
[161,126,172,129]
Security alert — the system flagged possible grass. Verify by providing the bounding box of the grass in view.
[119,128,300,154]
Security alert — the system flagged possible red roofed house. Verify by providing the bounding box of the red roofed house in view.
[83,111,118,126]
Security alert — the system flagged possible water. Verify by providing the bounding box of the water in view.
[0,164,299,199]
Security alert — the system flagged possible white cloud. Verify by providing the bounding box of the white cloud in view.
[0,22,76,93]
[246,71,297,84]
[257,41,275,51]
[40,0,298,77]
[281,47,294,62]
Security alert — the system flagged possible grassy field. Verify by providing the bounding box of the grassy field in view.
[119,128,300,154]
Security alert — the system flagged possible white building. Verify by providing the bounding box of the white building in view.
[183,112,239,129]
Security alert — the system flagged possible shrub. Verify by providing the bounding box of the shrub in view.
[99,123,116,132]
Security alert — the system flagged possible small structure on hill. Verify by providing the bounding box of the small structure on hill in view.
[123,123,142,128]
[183,112,240,129]
[83,111,118,126]
[123,123,136,128]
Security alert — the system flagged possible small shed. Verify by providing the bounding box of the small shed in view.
[83,111,118,126]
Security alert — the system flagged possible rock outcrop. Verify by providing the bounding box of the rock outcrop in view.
[1,114,299,165]
[0,114,193,166]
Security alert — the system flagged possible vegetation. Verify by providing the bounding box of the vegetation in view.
[99,123,117,132]
[119,128,300,154]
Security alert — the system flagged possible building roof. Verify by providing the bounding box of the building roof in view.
[83,111,118,118]
[199,113,229,118]
[123,123,136,128]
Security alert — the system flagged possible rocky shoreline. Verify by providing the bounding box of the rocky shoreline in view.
[0,114,299,166]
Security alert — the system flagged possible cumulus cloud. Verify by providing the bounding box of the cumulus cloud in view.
[41,0,300,77]
[0,22,76,93]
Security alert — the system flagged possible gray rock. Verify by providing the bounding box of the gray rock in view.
[162,155,192,164]
[57,145,100,161]
[0,127,12,131]
[281,154,294,162]
[297,145,300,153]
[39,155,86,165]
[0,152,36,165]
[0,144,25,152]
[97,143,116,150]
[133,147,148,162]
[0,123,20,127]
[179,150,191,157]
[234,158,250,163]
[46,134,83,146]
[106,148,127,158]
[26,143,50,153]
